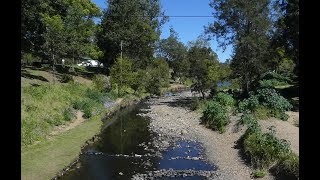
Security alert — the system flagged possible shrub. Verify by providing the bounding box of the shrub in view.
[238,113,256,126]
[201,101,229,133]
[60,74,74,83]
[256,88,293,111]
[243,128,291,169]
[213,92,235,107]
[63,107,74,121]
[275,153,299,178]
[92,74,111,92]
[191,96,200,111]
[21,118,49,146]
[238,94,259,113]
[253,106,270,120]
[238,88,292,120]
[252,170,266,178]
[72,99,94,118]
[85,88,105,103]
[258,79,287,88]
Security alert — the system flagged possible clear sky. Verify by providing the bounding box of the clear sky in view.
[91,0,233,62]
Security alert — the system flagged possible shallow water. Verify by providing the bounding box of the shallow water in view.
[60,101,217,179]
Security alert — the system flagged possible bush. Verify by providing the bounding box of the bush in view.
[21,118,49,146]
[238,94,260,113]
[275,153,299,178]
[191,96,200,111]
[253,106,270,120]
[72,99,94,118]
[63,107,75,121]
[252,170,266,178]
[213,92,235,107]
[243,128,291,169]
[201,101,229,133]
[92,74,111,92]
[258,79,287,88]
[256,88,293,111]
[85,88,105,103]
[60,74,74,83]
[238,88,292,120]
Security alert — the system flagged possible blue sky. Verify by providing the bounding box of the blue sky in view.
[91,0,233,62]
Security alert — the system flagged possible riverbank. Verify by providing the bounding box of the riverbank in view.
[21,96,142,180]
[142,90,298,179]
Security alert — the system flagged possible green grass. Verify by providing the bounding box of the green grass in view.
[21,82,107,146]
[22,110,105,180]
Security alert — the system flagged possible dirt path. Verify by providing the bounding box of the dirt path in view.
[49,110,85,136]
[143,91,298,179]
[49,98,123,137]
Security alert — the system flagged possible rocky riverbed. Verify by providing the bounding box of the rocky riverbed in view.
[139,91,276,180]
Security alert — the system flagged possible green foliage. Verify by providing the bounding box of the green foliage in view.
[145,58,170,95]
[92,74,111,92]
[276,153,299,178]
[208,0,272,94]
[21,82,107,146]
[256,88,292,111]
[188,42,221,98]
[21,117,50,146]
[72,99,94,118]
[191,96,200,111]
[130,70,146,94]
[110,57,134,95]
[238,113,256,126]
[63,107,74,121]
[238,94,260,113]
[84,88,106,104]
[201,101,229,133]
[253,106,270,120]
[60,74,74,83]
[243,128,291,169]
[22,53,41,65]
[258,79,287,88]
[252,170,266,178]
[157,27,189,81]
[213,92,234,107]
[97,0,167,68]
[238,88,292,120]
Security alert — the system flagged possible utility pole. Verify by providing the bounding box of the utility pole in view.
[120,40,123,154]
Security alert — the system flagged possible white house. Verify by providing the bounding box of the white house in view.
[77,57,103,67]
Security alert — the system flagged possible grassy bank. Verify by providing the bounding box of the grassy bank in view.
[21,94,145,180]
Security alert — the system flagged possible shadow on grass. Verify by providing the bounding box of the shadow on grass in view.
[21,71,49,82]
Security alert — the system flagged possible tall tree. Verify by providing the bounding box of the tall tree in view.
[41,14,66,64]
[64,0,101,64]
[187,39,220,99]
[21,0,68,58]
[157,27,188,82]
[97,0,167,69]
[272,0,299,74]
[207,0,272,95]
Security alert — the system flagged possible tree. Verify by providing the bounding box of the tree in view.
[157,27,188,82]
[97,0,167,69]
[272,0,299,74]
[145,58,170,95]
[64,0,101,65]
[41,14,66,64]
[207,0,272,95]
[22,0,69,58]
[110,57,134,96]
[187,40,220,99]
